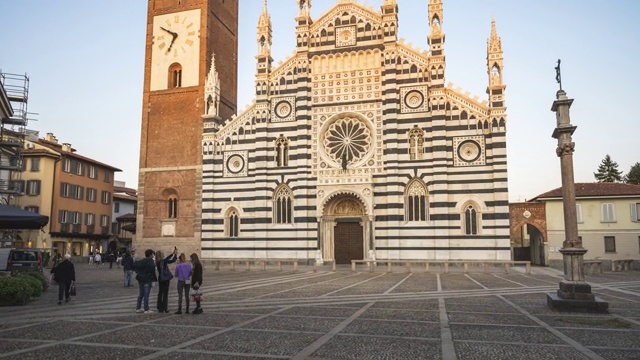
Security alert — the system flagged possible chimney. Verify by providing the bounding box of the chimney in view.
[45,132,58,143]
[62,143,72,152]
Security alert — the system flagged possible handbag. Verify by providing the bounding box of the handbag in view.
[69,281,77,296]
[159,264,174,281]
[49,273,57,286]
[191,288,203,302]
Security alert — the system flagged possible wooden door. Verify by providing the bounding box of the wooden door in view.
[334,222,363,264]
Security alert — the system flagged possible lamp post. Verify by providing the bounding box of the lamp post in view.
[546,60,608,312]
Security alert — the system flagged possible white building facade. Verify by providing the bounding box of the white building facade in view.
[201,0,510,263]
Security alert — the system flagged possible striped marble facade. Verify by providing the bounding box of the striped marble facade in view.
[201,0,510,263]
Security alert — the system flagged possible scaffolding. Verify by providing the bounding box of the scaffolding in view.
[0,72,30,206]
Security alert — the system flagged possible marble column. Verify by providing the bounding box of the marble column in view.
[546,89,608,312]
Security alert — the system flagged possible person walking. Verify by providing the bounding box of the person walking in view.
[174,253,192,314]
[121,250,134,287]
[132,249,157,314]
[94,253,102,268]
[156,248,178,313]
[108,252,115,269]
[190,253,203,315]
[50,253,76,305]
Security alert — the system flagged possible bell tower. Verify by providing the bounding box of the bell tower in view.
[136,0,238,255]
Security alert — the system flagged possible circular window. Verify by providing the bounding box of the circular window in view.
[404,90,424,109]
[226,154,245,174]
[457,140,481,162]
[275,100,292,118]
[321,116,372,166]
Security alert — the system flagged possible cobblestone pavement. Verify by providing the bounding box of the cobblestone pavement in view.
[1,263,639,359]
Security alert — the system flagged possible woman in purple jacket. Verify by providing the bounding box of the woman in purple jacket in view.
[174,253,192,314]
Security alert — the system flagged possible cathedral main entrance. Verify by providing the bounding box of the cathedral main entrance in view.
[320,193,371,264]
[334,221,363,264]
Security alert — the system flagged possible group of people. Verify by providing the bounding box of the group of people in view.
[131,248,204,315]
[89,251,123,269]
[49,248,204,315]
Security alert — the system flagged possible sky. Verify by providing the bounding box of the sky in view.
[1,0,639,202]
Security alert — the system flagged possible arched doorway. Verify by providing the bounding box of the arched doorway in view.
[509,203,548,266]
[320,193,370,264]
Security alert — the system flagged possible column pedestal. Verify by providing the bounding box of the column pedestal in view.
[546,248,608,312]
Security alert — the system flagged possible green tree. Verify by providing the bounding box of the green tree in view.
[625,162,640,185]
[593,154,623,182]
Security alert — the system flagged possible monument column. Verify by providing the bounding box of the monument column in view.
[546,60,608,312]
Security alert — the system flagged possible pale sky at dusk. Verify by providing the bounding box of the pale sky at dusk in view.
[1,0,638,201]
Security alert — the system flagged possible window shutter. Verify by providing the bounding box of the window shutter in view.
[576,204,583,223]
[631,203,639,222]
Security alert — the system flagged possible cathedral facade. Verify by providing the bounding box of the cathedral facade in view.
[200,0,510,264]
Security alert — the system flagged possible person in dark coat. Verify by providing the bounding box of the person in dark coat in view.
[121,250,134,287]
[190,253,203,314]
[155,248,178,313]
[132,249,157,313]
[51,253,76,305]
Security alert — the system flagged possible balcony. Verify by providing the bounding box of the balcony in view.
[72,224,81,233]
[60,223,68,233]
[0,179,22,194]
[0,156,22,171]
[86,225,94,234]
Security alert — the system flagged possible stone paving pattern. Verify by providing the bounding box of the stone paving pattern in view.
[0,263,639,359]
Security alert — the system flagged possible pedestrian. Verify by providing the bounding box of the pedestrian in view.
[121,250,134,287]
[132,249,157,314]
[108,252,115,269]
[174,253,192,314]
[50,253,76,305]
[190,253,203,315]
[53,252,62,267]
[116,251,123,269]
[88,251,94,266]
[155,248,178,313]
[94,252,102,268]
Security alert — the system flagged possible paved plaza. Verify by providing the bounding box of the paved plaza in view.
[0,263,639,359]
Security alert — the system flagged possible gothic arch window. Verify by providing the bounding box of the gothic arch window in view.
[405,179,428,222]
[168,196,178,219]
[409,126,424,160]
[275,136,289,167]
[463,203,480,235]
[273,184,293,224]
[226,208,240,237]
[168,63,182,88]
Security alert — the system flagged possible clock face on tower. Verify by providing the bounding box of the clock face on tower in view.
[150,9,201,91]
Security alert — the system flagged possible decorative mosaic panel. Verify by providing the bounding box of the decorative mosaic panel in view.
[453,136,485,167]
[335,26,356,47]
[271,96,295,122]
[400,86,429,113]
[223,151,248,177]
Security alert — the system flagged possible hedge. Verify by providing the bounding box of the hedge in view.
[0,272,47,306]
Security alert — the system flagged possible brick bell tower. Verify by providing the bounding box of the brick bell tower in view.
[136,0,238,256]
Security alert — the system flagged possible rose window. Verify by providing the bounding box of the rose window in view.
[322,117,371,164]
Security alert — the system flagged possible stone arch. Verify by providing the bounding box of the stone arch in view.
[509,202,548,265]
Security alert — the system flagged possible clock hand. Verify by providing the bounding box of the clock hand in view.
[160,26,177,38]
[160,26,179,52]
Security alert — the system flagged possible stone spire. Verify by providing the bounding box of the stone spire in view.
[486,18,506,113]
[297,0,311,16]
[427,0,445,87]
[487,19,504,87]
[257,0,272,57]
[204,52,220,117]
